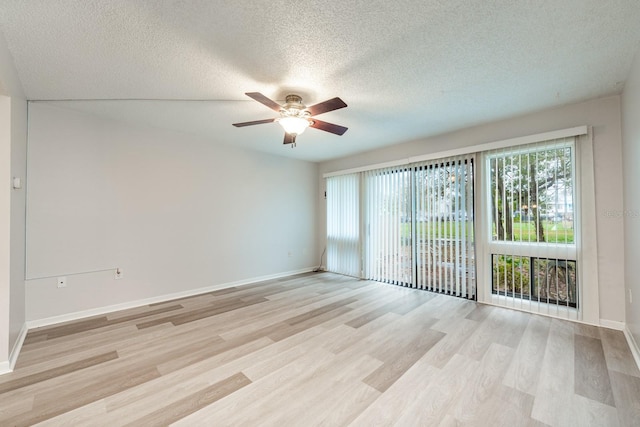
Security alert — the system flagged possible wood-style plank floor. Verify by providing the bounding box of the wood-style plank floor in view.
[1,272,639,426]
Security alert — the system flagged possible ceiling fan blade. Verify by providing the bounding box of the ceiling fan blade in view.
[245,92,282,112]
[310,119,348,136]
[283,133,295,144]
[306,97,347,116]
[232,118,275,127]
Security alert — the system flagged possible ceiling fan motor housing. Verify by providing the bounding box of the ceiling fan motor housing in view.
[280,95,311,119]
[284,94,305,109]
[280,95,313,124]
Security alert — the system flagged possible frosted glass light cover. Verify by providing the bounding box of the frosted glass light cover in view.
[278,117,310,135]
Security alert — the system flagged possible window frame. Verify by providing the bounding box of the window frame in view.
[480,137,581,318]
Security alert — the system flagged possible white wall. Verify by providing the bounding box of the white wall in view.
[319,96,626,324]
[9,97,26,349]
[0,29,27,371]
[622,50,640,345]
[0,96,11,365]
[25,103,318,321]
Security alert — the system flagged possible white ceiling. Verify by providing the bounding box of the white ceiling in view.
[1,1,640,162]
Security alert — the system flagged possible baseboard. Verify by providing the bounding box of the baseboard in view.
[599,319,625,331]
[584,319,639,372]
[8,323,28,370]
[623,326,640,372]
[26,267,315,329]
[0,322,28,376]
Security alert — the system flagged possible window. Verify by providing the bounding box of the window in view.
[487,138,578,309]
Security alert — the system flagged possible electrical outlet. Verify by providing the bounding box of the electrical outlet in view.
[630,289,633,304]
[57,276,67,288]
[115,268,123,280]
[288,251,292,258]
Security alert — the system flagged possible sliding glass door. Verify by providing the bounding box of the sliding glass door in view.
[363,167,412,286]
[414,157,475,298]
[355,157,476,298]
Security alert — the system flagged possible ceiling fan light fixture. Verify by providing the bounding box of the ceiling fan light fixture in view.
[232,92,348,143]
[278,116,311,135]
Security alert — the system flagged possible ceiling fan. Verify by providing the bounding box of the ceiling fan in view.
[232,92,348,146]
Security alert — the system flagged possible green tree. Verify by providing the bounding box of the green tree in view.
[491,146,572,243]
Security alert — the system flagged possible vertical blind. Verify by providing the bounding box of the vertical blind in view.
[414,156,475,298]
[487,137,578,318]
[326,173,360,277]
[363,167,412,285]
[328,156,476,299]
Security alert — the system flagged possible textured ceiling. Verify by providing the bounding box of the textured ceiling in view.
[1,0,640,162]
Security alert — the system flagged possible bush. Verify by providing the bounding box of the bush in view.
[492,255,531,296]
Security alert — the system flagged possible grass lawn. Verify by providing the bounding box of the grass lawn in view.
[504,221,574,244]
[402,221,474,240]
[401,220,574,244]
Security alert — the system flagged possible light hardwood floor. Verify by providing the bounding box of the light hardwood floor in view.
[1,272,639,426]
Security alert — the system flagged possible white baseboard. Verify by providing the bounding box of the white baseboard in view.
[599,319,626,331]
[0,323,28,376]
[623,326,640,372]
[8,323,28,370]
[26,267,315,329]
[586,319,639,372]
